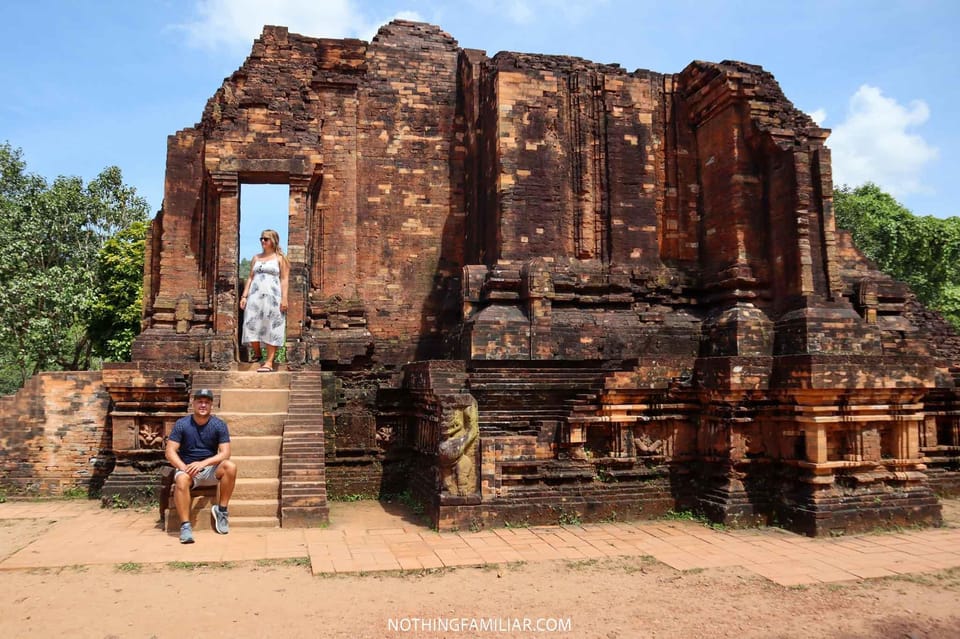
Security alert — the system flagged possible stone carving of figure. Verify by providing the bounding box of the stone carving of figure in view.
[635,431,664,455]
[376,425,395,449]
[174,295,193,334]
[438,395,479,496]
[138,422,165,449]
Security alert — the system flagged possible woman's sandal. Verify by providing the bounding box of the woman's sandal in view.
[257,365,273,373]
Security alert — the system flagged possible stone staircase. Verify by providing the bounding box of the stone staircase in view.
[164,369,290,532]
[279,370,330,526]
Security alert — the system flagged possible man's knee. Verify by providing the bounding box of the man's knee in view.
[218,460,237,479]
[173,473,193,493]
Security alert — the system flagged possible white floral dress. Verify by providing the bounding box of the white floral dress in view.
[242,256,285,347]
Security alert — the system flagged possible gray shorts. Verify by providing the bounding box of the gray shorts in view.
[174,464,219,488]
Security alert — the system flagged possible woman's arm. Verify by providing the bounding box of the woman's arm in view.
[239,256,258,310]
[279,255,290,312]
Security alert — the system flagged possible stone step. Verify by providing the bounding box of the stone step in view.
[200,370,292,389]
[164,494,279,531]
[232,477,280,499]
[220,388,289,413]
[226,498,280,518]
[164,494,213,532]
[237,362,290,375]
[230,435,282,456]
[216,413,285,436]
[228,515,281,529]
[234,455,280,478]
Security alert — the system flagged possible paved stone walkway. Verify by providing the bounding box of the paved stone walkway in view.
[1,500,959,587]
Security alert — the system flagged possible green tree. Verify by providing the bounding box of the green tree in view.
[0,142,150,393]
[834,182,960,329]
[88,220,148,361]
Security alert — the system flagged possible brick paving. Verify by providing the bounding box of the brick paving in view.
[1,500,959,587]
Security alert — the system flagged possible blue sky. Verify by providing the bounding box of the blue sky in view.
[2,0,957,261]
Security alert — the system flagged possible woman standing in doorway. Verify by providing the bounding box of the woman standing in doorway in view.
[239,229,289,372]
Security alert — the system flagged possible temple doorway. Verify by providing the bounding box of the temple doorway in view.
[238,183,290,363]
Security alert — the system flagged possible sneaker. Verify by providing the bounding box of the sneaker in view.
[179,522,194,544]
[212,504,229,534]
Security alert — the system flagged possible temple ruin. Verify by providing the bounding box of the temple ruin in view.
[4,21,960,535]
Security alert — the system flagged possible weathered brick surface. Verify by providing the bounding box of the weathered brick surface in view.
[0,372,110,495]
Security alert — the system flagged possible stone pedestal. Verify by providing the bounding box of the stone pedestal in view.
[100,364,189,503]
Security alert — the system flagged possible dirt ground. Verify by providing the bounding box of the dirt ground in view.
[1,503,959,639]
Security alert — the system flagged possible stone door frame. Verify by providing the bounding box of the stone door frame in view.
[209,158,322,362]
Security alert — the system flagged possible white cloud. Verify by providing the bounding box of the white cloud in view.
[808,108,827,126]
[178,0,422,50]
[828,85,939,197]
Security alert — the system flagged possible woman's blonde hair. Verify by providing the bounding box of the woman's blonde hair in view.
[260,229,288,266]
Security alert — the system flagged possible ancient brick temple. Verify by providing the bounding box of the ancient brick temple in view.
[12,21,960,535]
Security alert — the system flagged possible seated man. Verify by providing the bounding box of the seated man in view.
[165,388,238,544]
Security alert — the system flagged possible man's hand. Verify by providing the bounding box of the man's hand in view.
[183,461,207,477]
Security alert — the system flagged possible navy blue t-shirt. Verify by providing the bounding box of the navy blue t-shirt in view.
[168,415,231,464]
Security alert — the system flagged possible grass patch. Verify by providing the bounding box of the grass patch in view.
[116,562,143,573]
[62,486,88,500]
[280,557,310,568]
[104,494,131,509]
[167,561,235,571]
[662,509,697,521]
[316,566,462,580]
[254,557,311,569]
[557,508,582,527]
[662,509,726,531]
[329,493,375,502]
[100,487,158,511]
[879,567,960,590]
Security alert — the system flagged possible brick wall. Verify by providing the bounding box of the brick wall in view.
[0,372,110,495]
[484,55,666,267]
[356,22,464,358]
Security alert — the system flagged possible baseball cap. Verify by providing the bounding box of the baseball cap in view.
[193,388,215,400]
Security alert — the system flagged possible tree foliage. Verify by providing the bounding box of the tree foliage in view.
[834,182,960,329]
[88,220,148,361]
[0,142,150,393]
